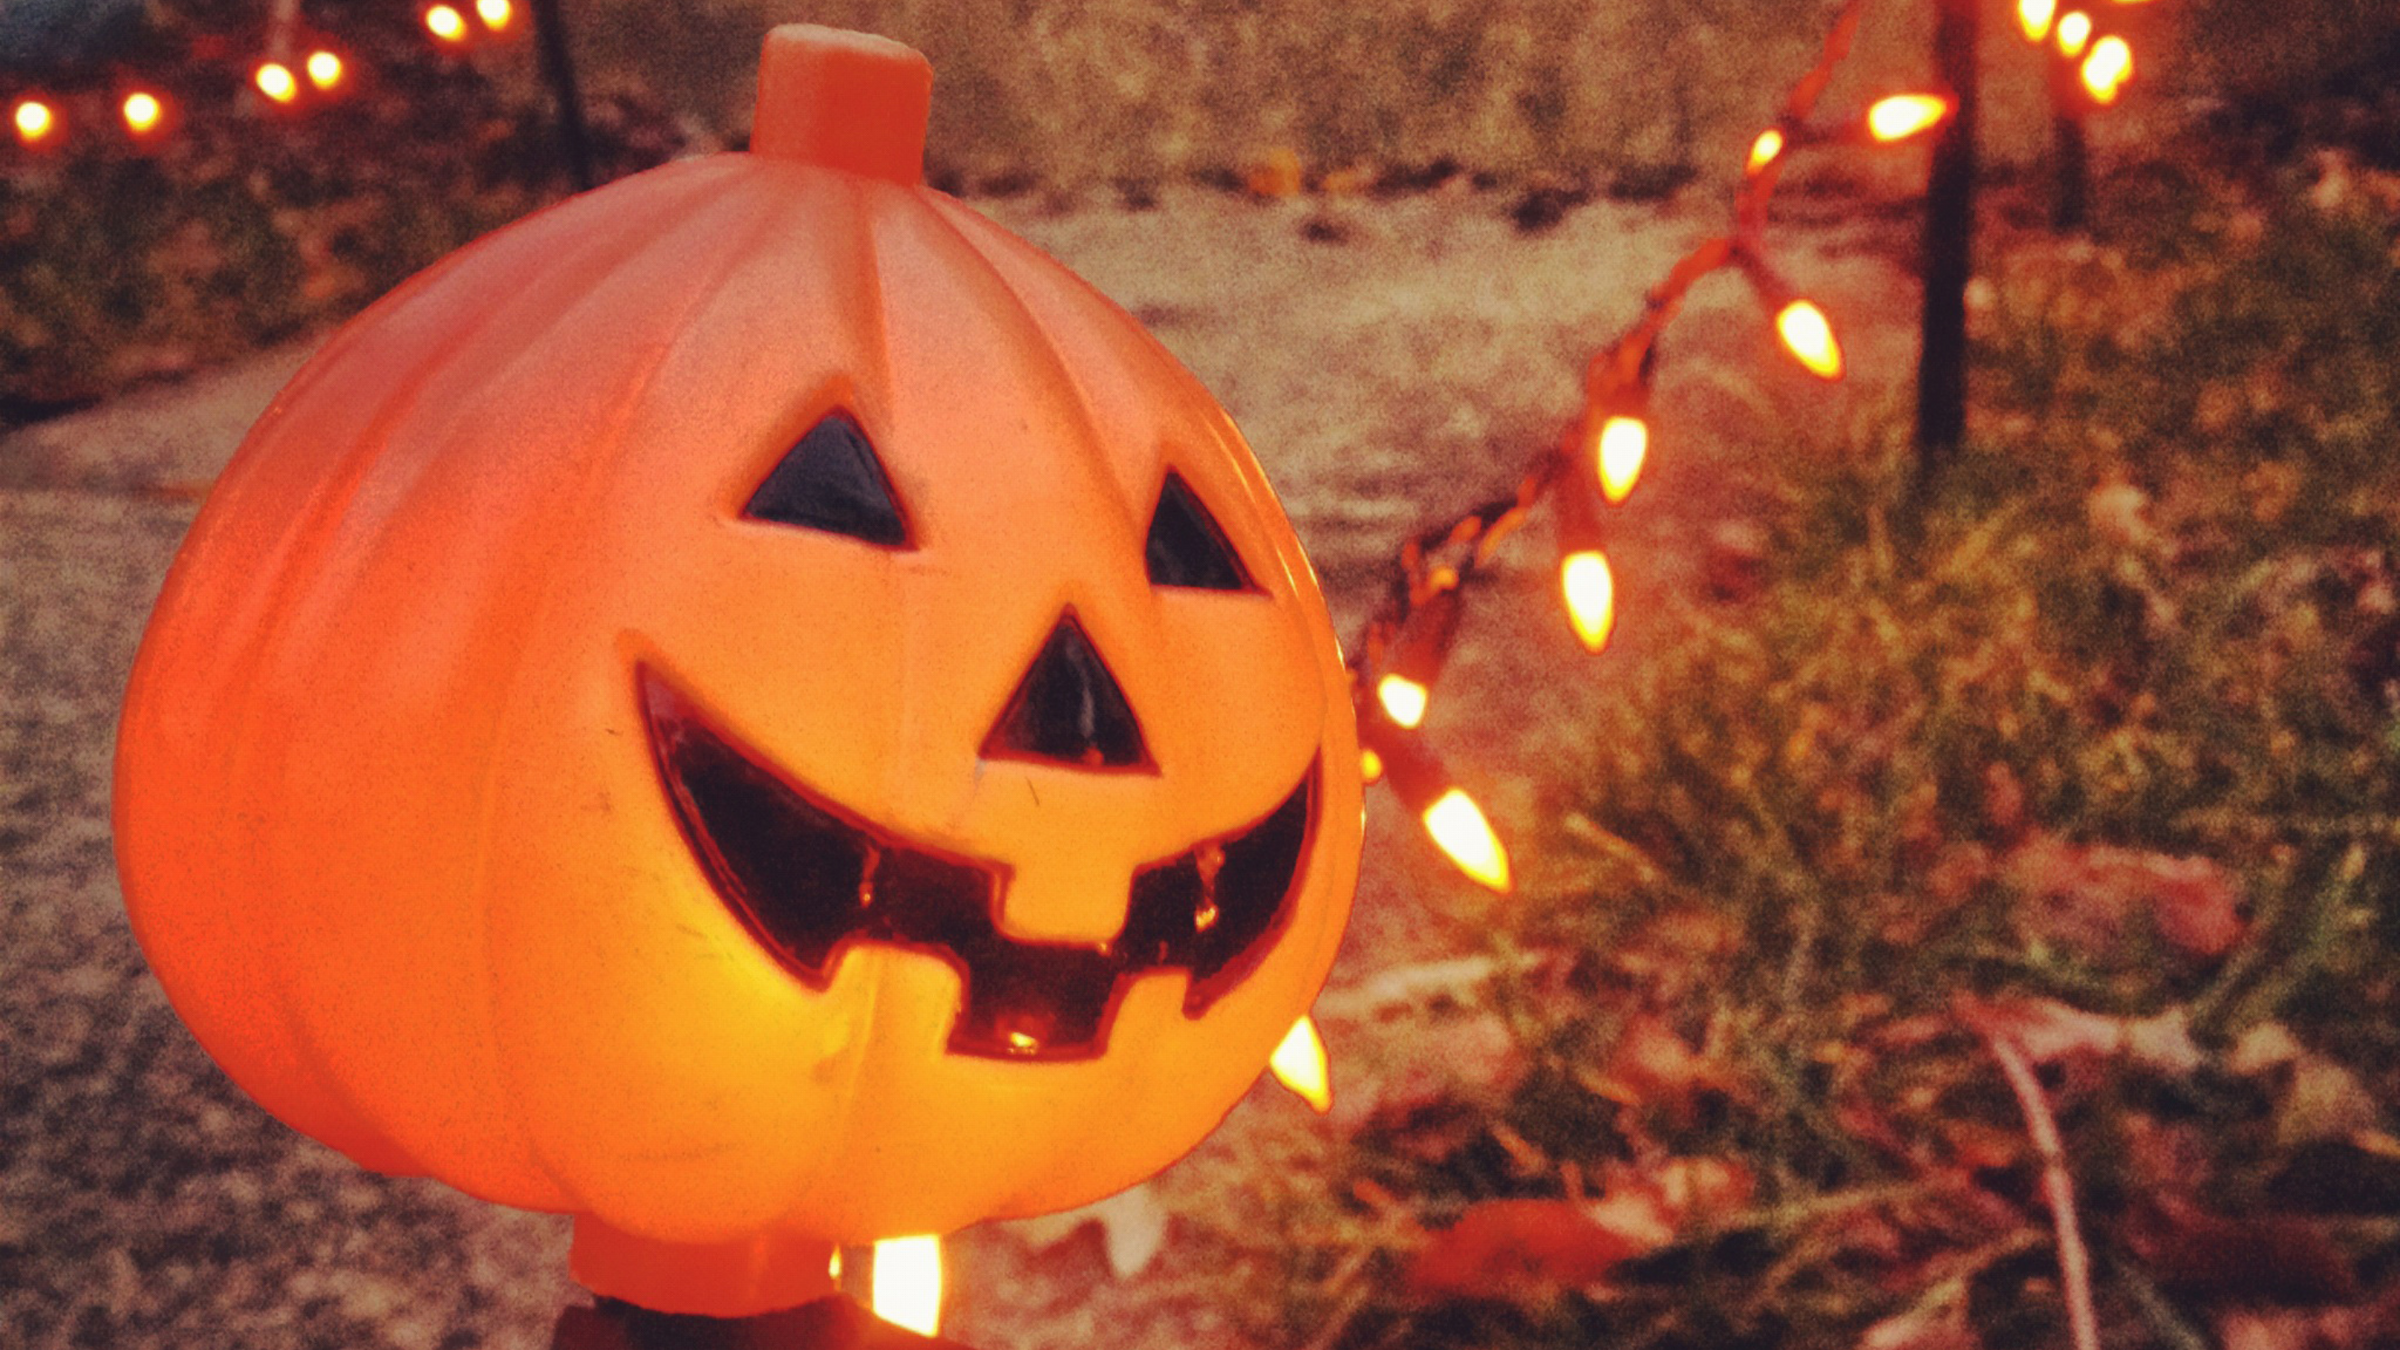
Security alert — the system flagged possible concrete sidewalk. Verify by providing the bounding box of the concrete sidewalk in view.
[0,183,1918,1349]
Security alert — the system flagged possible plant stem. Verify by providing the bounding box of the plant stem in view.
[1985,1035,2101,1350]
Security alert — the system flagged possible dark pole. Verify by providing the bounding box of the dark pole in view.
[527,0,596,191]
[2050,78,2091,230]
[1914,0,1980,477]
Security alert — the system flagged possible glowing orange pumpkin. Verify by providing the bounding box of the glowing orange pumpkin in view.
[115,26,1359,1316]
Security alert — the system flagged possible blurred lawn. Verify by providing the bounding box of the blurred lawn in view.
[568,0,2391,187]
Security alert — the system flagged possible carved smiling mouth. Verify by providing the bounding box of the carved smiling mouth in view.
[640,668,1317,1061]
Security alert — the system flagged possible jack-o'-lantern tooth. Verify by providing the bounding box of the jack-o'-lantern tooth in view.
[1146,472,1253,591]
[983,614,1151,770]
[744,411,911,547]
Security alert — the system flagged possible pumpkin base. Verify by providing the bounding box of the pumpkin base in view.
[571,1215,840,1318]
[550,1294,977,1349]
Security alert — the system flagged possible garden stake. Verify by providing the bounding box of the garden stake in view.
[528,0,595,190]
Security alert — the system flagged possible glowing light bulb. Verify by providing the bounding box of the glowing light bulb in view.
[2017,0,2057,41]
[2080,36,2132,105]
[1775,299,1843,380]
[1360,747,1385,785]
[1423,789,1510,892]
[254,62,299,104]
[1866,94,1950,143]
[1595,414,1648,504]
[13,98,57,145]
[1561,550,1617,654]
[306,51,346,90]
[476,0,514,31]
[1377,674,1429,729]
[872,1236,942,1336]
[121,92,165,135]
[1746,128,1785,174]
[425,4,469,42]
[1269,1016,1333,1113]
[2056,11,2093,56]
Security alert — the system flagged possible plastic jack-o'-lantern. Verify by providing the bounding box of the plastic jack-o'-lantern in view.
[114,25,1360,1320]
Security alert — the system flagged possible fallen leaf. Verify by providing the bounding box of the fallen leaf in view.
[1588,1013,1745,1116]
[2277,1054,2380,1149]
[2003,836,2244,958]
[1623,1155,1755,1228]
[2232,1022,2306,1074]
[1955,993,2125,1063]
[1318,164,1374,197]
[2088,481,2158,549]
[999,1182,1173,1279]
[2129,1198,2358,1305]
[1313,955,1511,1019]
[1953,995,2200,1077]
[2122,1009,2204,1074]
[1245,147,1304,198]
[1982,763,2027,837]
[2122,1112,2212,1194]
[2269,1137,2400,1215]
[1406,1199,1649,1303]
[1328,1011,1524,1135]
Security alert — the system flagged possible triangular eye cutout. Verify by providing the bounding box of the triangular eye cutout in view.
[983,613,1153,771]
[1145,472,1254,591]
[744,412,911,547]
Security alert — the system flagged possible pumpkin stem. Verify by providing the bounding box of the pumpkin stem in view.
[570,1213,841,1317]
[751,25,932,185]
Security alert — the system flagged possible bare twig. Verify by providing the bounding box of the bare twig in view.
[1983,1033,2102,1350]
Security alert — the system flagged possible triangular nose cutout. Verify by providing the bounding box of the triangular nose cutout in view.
[982,613,1153,771]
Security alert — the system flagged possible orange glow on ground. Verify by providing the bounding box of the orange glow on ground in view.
[1746,128,1785,174]
[1269,1015,1333,1113]
[872,1236,942,1336]
[1359,747,1385,785]
[1775,299,1843,380]
[1423,789,1510,892]
[2080,36,2133,104]
[1866,94,1950,143]
[1596,415,1648,504]
[1561,550,1617,654]
[1376,674,1429,729]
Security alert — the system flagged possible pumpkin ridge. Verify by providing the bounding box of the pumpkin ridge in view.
[179,160,744,766]
[922,193,1210,508]
[476,177,813,1218]
[215,169,777,1204]
[130,288,537,1176]
[900,187,1143,555]
[928,193,1320,610]
[892,189,1171,820]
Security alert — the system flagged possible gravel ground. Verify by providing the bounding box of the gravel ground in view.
[0,180,1919,1349]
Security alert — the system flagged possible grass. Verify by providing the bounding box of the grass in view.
[1254,154,2400,1350]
